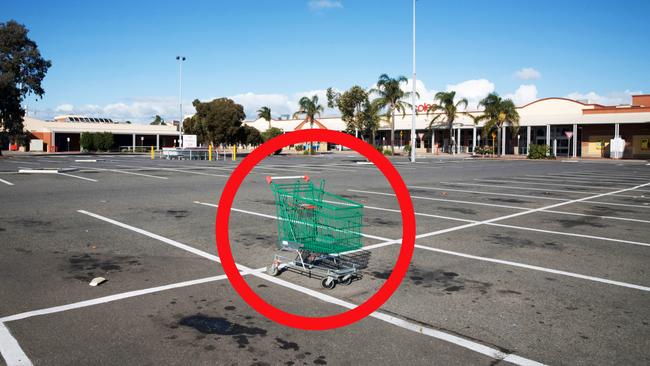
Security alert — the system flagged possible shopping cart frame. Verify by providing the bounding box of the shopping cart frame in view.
[266,175,363,289]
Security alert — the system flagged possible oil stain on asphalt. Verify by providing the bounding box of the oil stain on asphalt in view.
[179,314,267,348]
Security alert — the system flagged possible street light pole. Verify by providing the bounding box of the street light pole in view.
[410,0,417,163]
[176,56,186,148]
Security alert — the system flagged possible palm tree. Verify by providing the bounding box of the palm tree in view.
[427,91,468,154]
[360,99,385,146]
[370,74,416,155]
[256,106,272,129]
[292,95,324,152]
[476,93,520,156]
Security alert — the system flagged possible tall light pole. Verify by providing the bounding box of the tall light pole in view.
[176,56,186,148]
[410,0,417,163]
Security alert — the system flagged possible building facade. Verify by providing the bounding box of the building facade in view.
[22,117,180,152]
[245,95,650,159]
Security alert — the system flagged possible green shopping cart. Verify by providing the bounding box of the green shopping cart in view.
[266,175,364,289]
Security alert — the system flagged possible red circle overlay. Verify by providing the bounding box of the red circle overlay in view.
[215,129,415,330]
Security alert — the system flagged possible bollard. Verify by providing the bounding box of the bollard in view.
[209,144,212,161]
[150,146,154,160]
[232,145,237,161]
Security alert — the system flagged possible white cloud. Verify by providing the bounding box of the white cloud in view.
[49,97,192,123]
[308,0,343,11]
[514,67,541,80]
[445,79,495,109]
[505,84,538,106]
[401,78,437,106]
[229,92,295,119]
[54,104,74,113]
[565,90,642,106]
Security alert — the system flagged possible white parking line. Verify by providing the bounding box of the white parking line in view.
[193,198,650,290]
[3,160,37,165]
[356,200,650,246]
[117,165,229,178]
[72,166,167,180]
[76,210,544,366]
[79,210,221,263]
[541,209,650,224]
[58,172,98,182]
[413,245,650,292]
[487,223,650,248]
[358,187,650,211]
[192,201,392,242]
[441,181,643,199]
[410,185,567,202]
[351,180,650,244]
[0,322,31,366]
[543,173,650,183]
[348,189,528,211]
[0,275,232,323]
[252,266,544,366]
[517,176,631,187]
[0,178,14,186]
[554,172,650,181]
[474,178,612,190]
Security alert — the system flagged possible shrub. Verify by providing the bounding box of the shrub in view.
[80,132,114,152]
[375,146,383,154]
[96,132,114,151]
[295,144,304,151]
[383,149,392,155]
[262,127,283,154]
[403,143,411,156]
[528,144,554,159]
[80,132,95,151]
[475,146,494,155]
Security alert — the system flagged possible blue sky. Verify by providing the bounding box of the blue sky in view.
[5,0,650,122]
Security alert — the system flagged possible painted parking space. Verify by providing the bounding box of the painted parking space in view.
[1,154,649,365]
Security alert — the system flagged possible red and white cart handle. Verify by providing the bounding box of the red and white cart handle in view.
[266,175,310,184]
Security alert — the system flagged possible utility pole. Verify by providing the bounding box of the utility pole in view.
[410,0,417,163]
[176,56,186,147]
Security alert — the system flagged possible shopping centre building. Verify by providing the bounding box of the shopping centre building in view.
[20,116,180,152]
[246,94,650,159]
[13,95,650,158]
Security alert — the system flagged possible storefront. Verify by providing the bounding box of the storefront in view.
[245,94,650,159]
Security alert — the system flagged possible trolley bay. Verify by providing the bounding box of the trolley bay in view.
[1,153,649,366]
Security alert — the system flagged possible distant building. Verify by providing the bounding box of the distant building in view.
[23,117,180,152]
[244,95,650,159]
[53,115,116,123]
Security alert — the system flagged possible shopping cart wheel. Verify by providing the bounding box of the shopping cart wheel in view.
[267,264,281,276]
[321,277,336,290]
[340,276,354,286]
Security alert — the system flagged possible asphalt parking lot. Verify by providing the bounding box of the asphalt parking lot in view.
[1,153,649,365]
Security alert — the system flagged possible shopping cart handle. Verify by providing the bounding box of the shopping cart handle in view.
[266,175,310,184]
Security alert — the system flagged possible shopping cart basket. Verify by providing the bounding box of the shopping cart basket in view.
[266,175,364,289]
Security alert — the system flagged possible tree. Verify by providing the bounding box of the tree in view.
[427,91,468,154]
[0,20,51,155]
[330,86,368,138]
[476,93,520,156]
[359,100,383,146]
[256,106,272,129]
[150,115,165,125]
[80,132,95,152]
[96,132,114,151]
[80,132,113,152]
[241,125,262,146]
[189,98,246,146]
[183,115,206,143]
[261,127,283,142]
[369,74,416,155]
[261,127,284,155]
[292,95,324,152]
